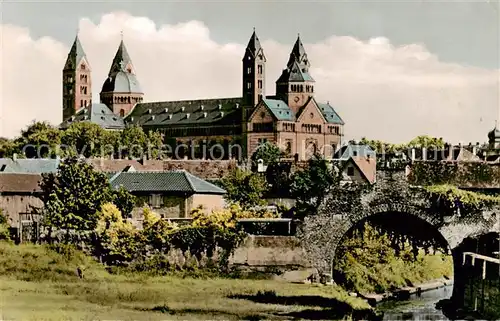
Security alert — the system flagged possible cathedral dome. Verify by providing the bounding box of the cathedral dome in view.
[101,71,143,94]
[488,126,500,141]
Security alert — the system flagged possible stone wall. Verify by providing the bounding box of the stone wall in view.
[229,235,311,270]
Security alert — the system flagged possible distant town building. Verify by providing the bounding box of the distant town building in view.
[60,30,345,160]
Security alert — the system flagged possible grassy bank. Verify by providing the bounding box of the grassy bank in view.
[334,224,453,294]
[0,242,375,321]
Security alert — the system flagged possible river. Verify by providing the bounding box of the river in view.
[377,285,453,320]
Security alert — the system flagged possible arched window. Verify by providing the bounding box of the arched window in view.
[120,109,125,117]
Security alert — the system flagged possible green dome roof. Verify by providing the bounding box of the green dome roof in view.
[101,71,143,94]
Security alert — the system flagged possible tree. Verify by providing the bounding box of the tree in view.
[219,168,268,209]
[120,125,147,158]
[41,158,113,240]
[14,121,61,158]
[290,154,340,219]
[112,186,137,218]
[61,122,108,158]
[0,137,17,158]
[251,142,284,167]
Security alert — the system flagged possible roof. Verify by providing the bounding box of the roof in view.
[63,35,87,70]
[60,103,125,130]
[0,158,60,173]
[348,156,376,184]
[101,71,143,94]
[316,101,345,125]
[276,60,315,83]
[125,97,243,127]
[0,173,42,193]
[109,170,226,194]
[334,144,376,160]
[488,126,500,141]
[288,35,307,65]
[245,30,263,58]
[262,99,295,121]
[108,40,133,76]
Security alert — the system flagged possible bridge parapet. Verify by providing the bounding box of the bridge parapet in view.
[458,252,500,319]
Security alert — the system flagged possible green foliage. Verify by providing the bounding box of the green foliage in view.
[0,209,12,242]
[359,135,445,154]
[219,168,268,209]
[251,142,284,166]
[41,158,113,237]
[409,161,500,187]
[291,154,340,219]
[112,186,137,218]
[61,122,110,158]
[334,223,453,294]
[12,121,61,158]
[94,203,144,265]
[426,184,500,217]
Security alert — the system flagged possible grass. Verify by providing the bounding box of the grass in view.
[0,242,375,321]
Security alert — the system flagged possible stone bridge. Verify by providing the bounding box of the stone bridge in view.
[299,168,499,274]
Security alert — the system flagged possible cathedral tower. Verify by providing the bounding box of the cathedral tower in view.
[100,37,144,117]
[276,34,315,114]
[62,34,92,121]
[242,29,266,120]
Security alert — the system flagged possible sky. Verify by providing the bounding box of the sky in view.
[0,0,499,143]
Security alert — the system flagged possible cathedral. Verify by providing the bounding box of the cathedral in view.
[60,30,345,160]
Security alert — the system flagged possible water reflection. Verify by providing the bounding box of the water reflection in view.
[378,285,452,320]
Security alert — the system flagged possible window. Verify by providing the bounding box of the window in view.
[347,166,354,176]
[253,122,273,132]
[247,82,251,89]
[84,100,87,107]
[258,94,263,101]
[80,100,83,107]
[247,67,252,74]
[149,194,163,208]
[120,109,125,117]
[81,64,86,70]
[258,80,262,89]
[257,65,262,74]
[286,141,292,154]
[353,150,358,156]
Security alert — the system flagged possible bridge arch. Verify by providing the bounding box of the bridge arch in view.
[299,170,499,274]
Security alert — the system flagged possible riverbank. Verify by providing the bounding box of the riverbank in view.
[360,277,454,306]
[0,242,379,320]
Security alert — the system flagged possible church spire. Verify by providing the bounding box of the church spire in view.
[64,34,88,70]
[62,32,92,121]
[108,38,133,75]
[286,33,309,69]
[245,28,263,58]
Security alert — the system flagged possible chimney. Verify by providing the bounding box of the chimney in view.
[168,114,173,120]
[422,147,427,161]
[218,104,222,110]
[181,106,185,112]
[235,103,240,109]
[186,113,190,119]
[203,112,208,118]
[142,154,147,165]
[220,111,225,117]
[200,105,204,111]
[473,145,478,155]
[164,108,168,113]
[449,144,453,160]
[151,115,155,121]
[12,153,17,162]
[147,109,152,114]
[130,116,134,122]
[411,148,415,161]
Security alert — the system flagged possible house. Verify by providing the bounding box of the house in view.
[0,173,43,228]
[341,156,377,184]
[109,169,226,218]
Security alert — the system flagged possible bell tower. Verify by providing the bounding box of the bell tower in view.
[276,34,315,114]
[62,33,92,121]
[242,28,266,121]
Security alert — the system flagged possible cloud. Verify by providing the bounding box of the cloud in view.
[1,12,498,144]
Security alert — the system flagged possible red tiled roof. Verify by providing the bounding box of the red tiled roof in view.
[0,173,42,193]
[351,156,377,184]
